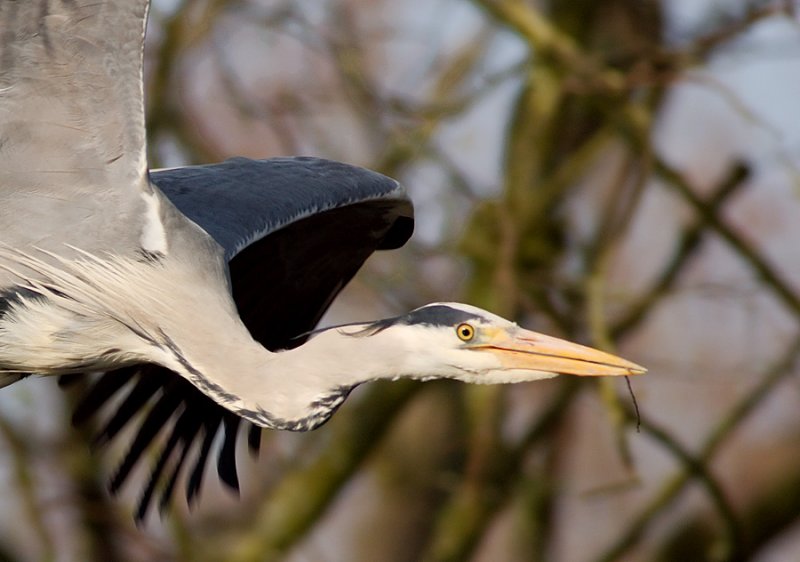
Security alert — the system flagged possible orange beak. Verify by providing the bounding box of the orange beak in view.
[469,327,646,377]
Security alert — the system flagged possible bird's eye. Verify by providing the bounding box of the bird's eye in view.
[456,323,475,342]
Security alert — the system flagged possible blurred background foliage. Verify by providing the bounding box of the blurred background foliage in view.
[2,0,800,560]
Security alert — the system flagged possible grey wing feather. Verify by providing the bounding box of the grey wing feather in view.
[151,157,413,261]
[0,0,151,255]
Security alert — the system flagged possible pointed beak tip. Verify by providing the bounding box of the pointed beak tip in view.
[600,358,646,377]
[576,362,647,378]
[621,359,647,376]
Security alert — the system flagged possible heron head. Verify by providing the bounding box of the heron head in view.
[343,302,646,384]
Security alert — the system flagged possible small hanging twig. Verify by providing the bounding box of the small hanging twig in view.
[624,376,641,433]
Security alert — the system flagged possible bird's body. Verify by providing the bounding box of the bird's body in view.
[0,0,645,519]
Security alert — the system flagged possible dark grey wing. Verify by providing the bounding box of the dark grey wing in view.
[154,156,412,260]
[67,157,413,520]
[0,0,152,267]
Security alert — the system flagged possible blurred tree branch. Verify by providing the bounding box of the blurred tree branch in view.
[0,414,53,561]
[655,448,800,562]
[636,412,743,560]
[421,381,579,561]
[596,333,800,562]
[655,156,800,319]
[147,0,231,167]
[223,382,419,562]
[611,163,751,340]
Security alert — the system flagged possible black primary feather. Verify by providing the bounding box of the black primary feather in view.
[217,416,241,492]
[187,421,220,505]
[134,406,190,523]
[247,424,262,456]
[95,369,162,447]
[108,381,184,493]
[157,407,205,515]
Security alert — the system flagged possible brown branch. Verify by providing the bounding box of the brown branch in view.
[595,333,800,562]
[471,0,626,95]
[611,161,751,340]
[223,382,420,562]
[635,411,743,559]
[420,381,580,562]
[655,158,800,320]
[0,414,54,561]
[146,0,229,166]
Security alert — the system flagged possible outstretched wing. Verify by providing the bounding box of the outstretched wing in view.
[0,0,152,268]
[67,157,414,520]
[154,156,412,260]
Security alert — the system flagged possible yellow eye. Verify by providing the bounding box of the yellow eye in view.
[456,323,475,342]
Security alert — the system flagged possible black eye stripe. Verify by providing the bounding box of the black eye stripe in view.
[405,306,483,327]
[356,305,485,333]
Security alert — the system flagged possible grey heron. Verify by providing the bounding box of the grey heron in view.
[0,0,645,520]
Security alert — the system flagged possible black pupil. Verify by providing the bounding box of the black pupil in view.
[461,326,471,337]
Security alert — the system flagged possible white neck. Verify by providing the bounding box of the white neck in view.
[213,325,413,430]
